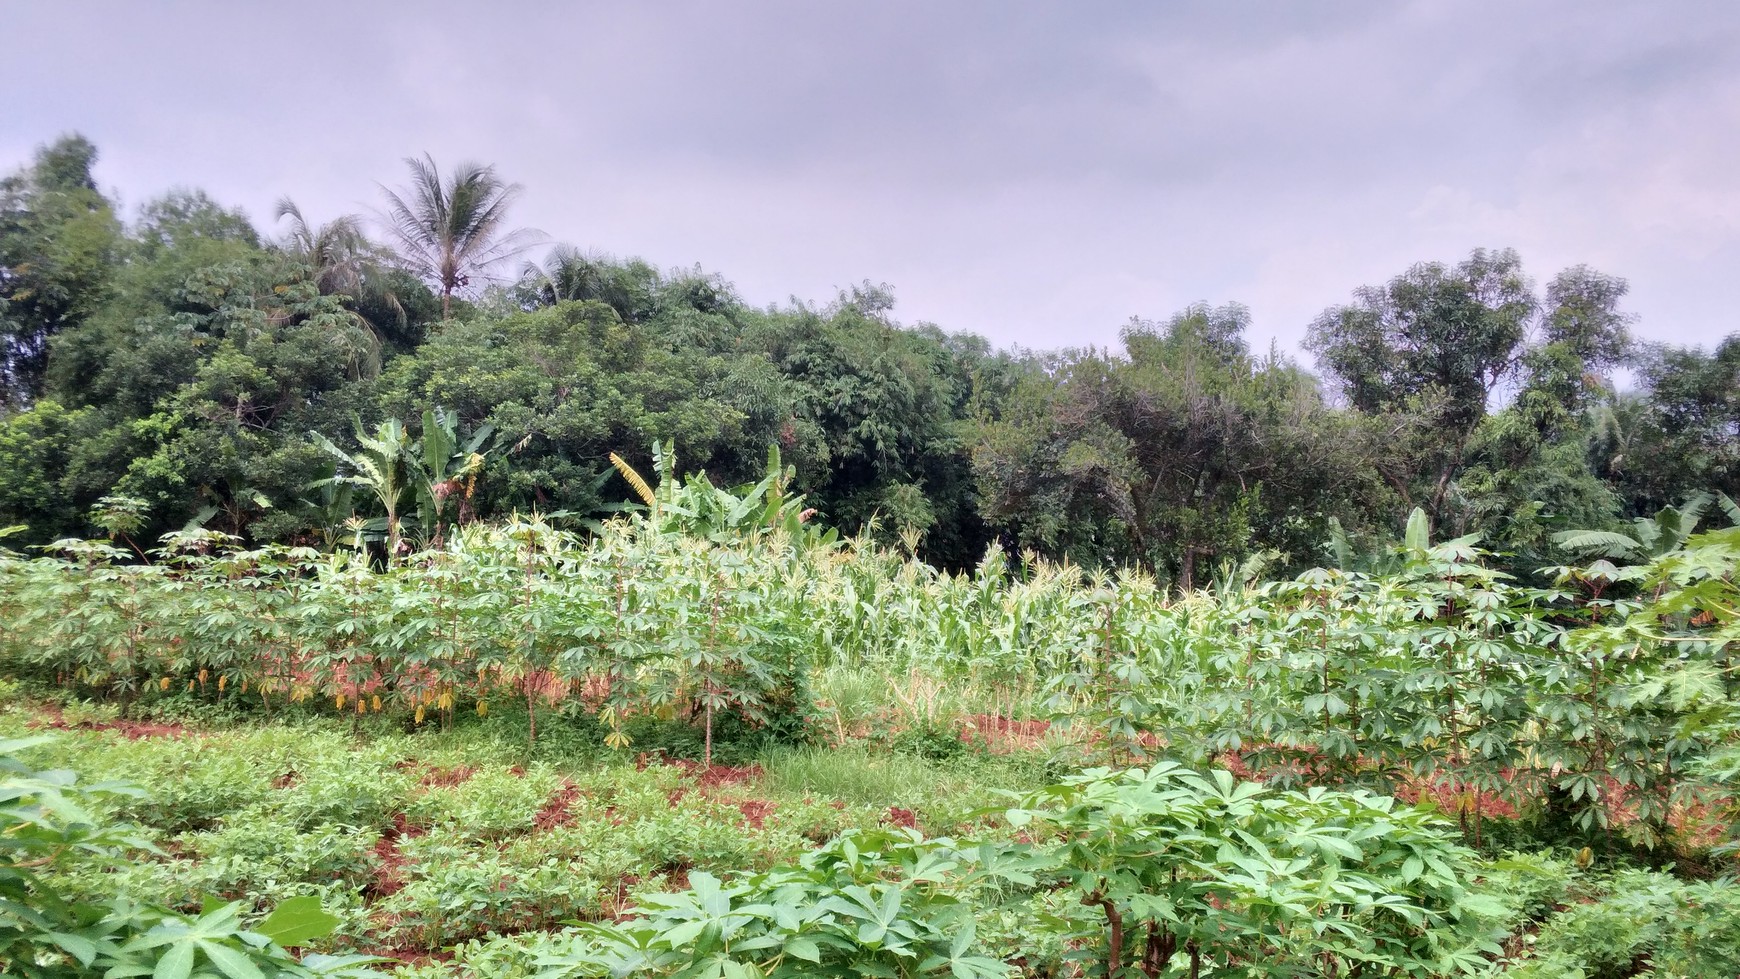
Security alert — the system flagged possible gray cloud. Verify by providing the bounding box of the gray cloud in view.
[3,0,1737,355]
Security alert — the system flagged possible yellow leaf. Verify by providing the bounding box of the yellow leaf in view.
[415,705,426,725]
[160,677,171,692]
[609,452,657,507]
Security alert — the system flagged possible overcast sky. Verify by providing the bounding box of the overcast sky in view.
[5,1,1737,355]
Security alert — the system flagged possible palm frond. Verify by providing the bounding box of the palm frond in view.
[1551,529,1641,558]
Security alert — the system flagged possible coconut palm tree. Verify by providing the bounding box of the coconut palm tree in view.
[274,197,375,296]
[378,154,539,318]
[275,197,424,375]
[518,243,606,307]
[518,245,664,322]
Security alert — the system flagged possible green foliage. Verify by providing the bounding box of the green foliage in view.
[1307,249,1632,542]
[0,134,1728,581]
[4,488,1733,854]
[0,135,121,408]
[1505,870,1740,979]
[1603,336,1740,516]
[534,828,1026,979]
[0,734,382,978]
[1476,850,1579,923]
[974,305,1375,586]
[1007,762,1500,977]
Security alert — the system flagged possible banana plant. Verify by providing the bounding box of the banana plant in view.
[610,442,836,547]
[1553,491,1740,565]
[412,406,496,546]
[311,418,416,559]
[310,407,497,558]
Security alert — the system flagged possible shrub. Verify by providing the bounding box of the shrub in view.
[1508,870,1740,979]
[0,734,383,977]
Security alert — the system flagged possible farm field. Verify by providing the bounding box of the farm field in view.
[4,504,1740,979]
[9,13,1740,978]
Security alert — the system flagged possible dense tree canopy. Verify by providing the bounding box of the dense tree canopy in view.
[0,133,1729,583]
[974,304,1381,585]
[0,135,121,407]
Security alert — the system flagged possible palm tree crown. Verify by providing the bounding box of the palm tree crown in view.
[379,154,538,318]
[275,197,373,297]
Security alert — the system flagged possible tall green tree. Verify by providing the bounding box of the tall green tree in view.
[731,284,996,568]
[1306,249,1535,525]
[1603,334,1740,515]
[0,134,121,407]
[1447,266,1634,561]
[379,154,539,319]
[0,181,387,546]
[1308,250,1631,540]
[975,304,1375,586]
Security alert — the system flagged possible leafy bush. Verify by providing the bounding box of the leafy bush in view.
[1507,870,1740,979]
[0,734,382,978]
[1476,850,1580,923]
[377,844,602,948]
[402,764,561,836]
[533,828,1024,979]
[190,813,381,898]
[1007,762,1503,978]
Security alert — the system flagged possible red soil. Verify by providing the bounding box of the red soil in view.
[367,812,425,899]
[534,781,583,831]
[660,758,763,788]
[736,799,776,829]
[36,713,190,739]
[418,765,476,788]
[960,713,1052,752]
[1393,777,1521,821]
[884,806,918,830]
[1215,744,1737,846]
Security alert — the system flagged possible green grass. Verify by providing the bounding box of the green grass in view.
[757,742,1054,825]
[7,685,1733,979]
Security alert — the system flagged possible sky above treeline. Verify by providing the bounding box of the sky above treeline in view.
[5,1,1738,355]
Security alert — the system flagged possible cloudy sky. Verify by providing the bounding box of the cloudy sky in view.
[5,1,1737,355]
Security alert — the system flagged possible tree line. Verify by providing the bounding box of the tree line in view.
[1,134,1735,581]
